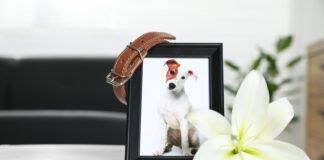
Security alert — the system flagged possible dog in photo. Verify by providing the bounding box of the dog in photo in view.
[154,59,199,156]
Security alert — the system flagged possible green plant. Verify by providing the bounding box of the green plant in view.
[224,35,303,102]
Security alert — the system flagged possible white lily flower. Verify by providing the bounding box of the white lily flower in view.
[187,70,310,160]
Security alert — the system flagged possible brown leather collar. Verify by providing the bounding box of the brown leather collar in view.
[106,32,176,105]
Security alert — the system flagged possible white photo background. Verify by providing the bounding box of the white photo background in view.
[140,58,210,156]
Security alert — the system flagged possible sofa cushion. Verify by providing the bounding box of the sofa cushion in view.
[0,110,126,144]
[0,58,14,109]
[8,58,125,112]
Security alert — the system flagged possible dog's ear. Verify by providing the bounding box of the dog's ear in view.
[164,59,180,68]
[188,70,198,80]
[165,59,181,81]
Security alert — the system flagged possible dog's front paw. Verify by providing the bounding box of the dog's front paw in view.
[153,148,165,156]
[182,148,192,156]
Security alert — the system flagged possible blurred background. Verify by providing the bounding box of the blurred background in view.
[0,0,323,159]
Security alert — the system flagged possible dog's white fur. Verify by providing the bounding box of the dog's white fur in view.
[155,70,197,156]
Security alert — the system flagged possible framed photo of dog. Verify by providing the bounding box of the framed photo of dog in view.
[126,43,223,160]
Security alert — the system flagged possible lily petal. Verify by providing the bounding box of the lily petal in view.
[245,140,310,160]
[240,152,263,160]
[187,109,231,138]
[193,135,235,160]
[231,70,269,141]
[254,98,294,141]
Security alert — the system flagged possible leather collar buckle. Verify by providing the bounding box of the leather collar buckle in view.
[107,32,176,105]
[106,70,131,87]
[127,42,144,60]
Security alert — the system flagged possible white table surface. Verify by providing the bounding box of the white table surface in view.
[0,145,125,160]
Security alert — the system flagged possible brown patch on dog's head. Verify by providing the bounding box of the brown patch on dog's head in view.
[164,59,180,81]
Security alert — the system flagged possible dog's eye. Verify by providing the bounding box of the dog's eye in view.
[181,76,185,79]
[170,70,175,75]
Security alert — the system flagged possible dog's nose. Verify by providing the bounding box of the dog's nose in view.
[168,83,176,90]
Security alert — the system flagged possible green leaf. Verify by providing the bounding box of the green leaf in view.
[265,79,278,101]
[280,78,292,85]
[250,54,264,70]
[290,116,300,123]
[286,55,302,68]
[277,78,292,89]
[264,54,279,77]
[281,87,301,96]
[225,60,240,72]
[224,84,237,95]
[276,35,293,53]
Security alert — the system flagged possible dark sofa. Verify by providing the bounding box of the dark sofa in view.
[0,57,126,145]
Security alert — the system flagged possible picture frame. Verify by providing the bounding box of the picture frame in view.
[126,43,223,160]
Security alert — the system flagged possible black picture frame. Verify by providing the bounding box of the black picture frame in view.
[126,43,223,160]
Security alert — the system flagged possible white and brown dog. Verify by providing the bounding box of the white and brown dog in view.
[154,60,199,156]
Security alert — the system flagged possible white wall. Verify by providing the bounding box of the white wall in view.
[0,0,291,59]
